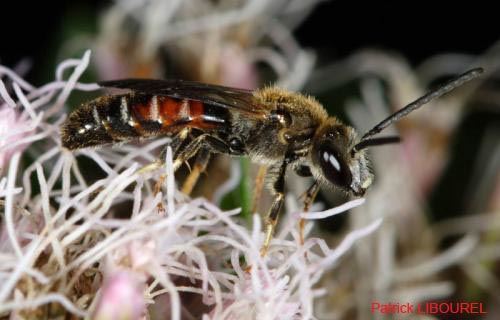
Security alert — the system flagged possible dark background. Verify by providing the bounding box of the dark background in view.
[0,1,496,81]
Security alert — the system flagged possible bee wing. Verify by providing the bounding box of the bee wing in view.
[99,79,265,115]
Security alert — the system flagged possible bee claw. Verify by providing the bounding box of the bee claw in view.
[173,159,183,171]
[156,202,166,215]
[299,218,306,246]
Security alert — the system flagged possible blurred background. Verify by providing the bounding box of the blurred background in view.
[1,0,499,319]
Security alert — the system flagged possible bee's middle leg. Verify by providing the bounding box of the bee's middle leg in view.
[251,165,268,214]
[260,161,288,256]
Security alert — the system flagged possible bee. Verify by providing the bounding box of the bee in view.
[61,68,483,253]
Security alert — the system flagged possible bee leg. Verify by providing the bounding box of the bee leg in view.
[181,148,211,195]
[158,128,193,169]
[260,161,288,256]
[138,128,192,175]
[153,175,168,214]
[154,134,208,201]
[251,165,267,214]
[137,160,164,175]
[171,134,208,172]
[151,128,192,213]
[300,181,320,245]
[154,134,209,212]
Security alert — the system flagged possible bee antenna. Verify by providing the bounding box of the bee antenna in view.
[353,136,401,152]
[360,67,484,141]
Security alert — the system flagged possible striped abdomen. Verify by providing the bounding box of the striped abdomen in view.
[61,93,227,150]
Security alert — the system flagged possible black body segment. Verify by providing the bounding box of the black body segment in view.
[61,92,232,150]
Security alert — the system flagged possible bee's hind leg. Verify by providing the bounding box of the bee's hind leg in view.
[154,133,210,206]
[137,128,192,175]
[180,134,242,195]
[181,148,211,195]
[137,128,192,213]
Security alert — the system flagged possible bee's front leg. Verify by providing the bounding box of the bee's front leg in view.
[300,181,320,245]
[260,160,288,256]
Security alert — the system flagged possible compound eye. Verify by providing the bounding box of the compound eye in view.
[318,144,352,188]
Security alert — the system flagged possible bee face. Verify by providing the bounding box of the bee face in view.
[311,123,372,196]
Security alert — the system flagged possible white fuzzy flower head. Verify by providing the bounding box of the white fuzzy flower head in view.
[220,270,300,320]
[0,51,382,319]
[93,271,146,320]
[0,106,32,174]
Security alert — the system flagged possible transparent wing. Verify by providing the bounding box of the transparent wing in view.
[99,79,266,115]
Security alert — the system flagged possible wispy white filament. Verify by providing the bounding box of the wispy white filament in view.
[212,159,242,205]
[301,198,366,219]
[316,218,383,270]
[52,50,91,115]
[0,293,87,317]
[0,80,17,107]
[166,146,175,215]
[5,152,23,258]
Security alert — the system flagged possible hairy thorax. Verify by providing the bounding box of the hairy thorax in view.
[238,86,329,165]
